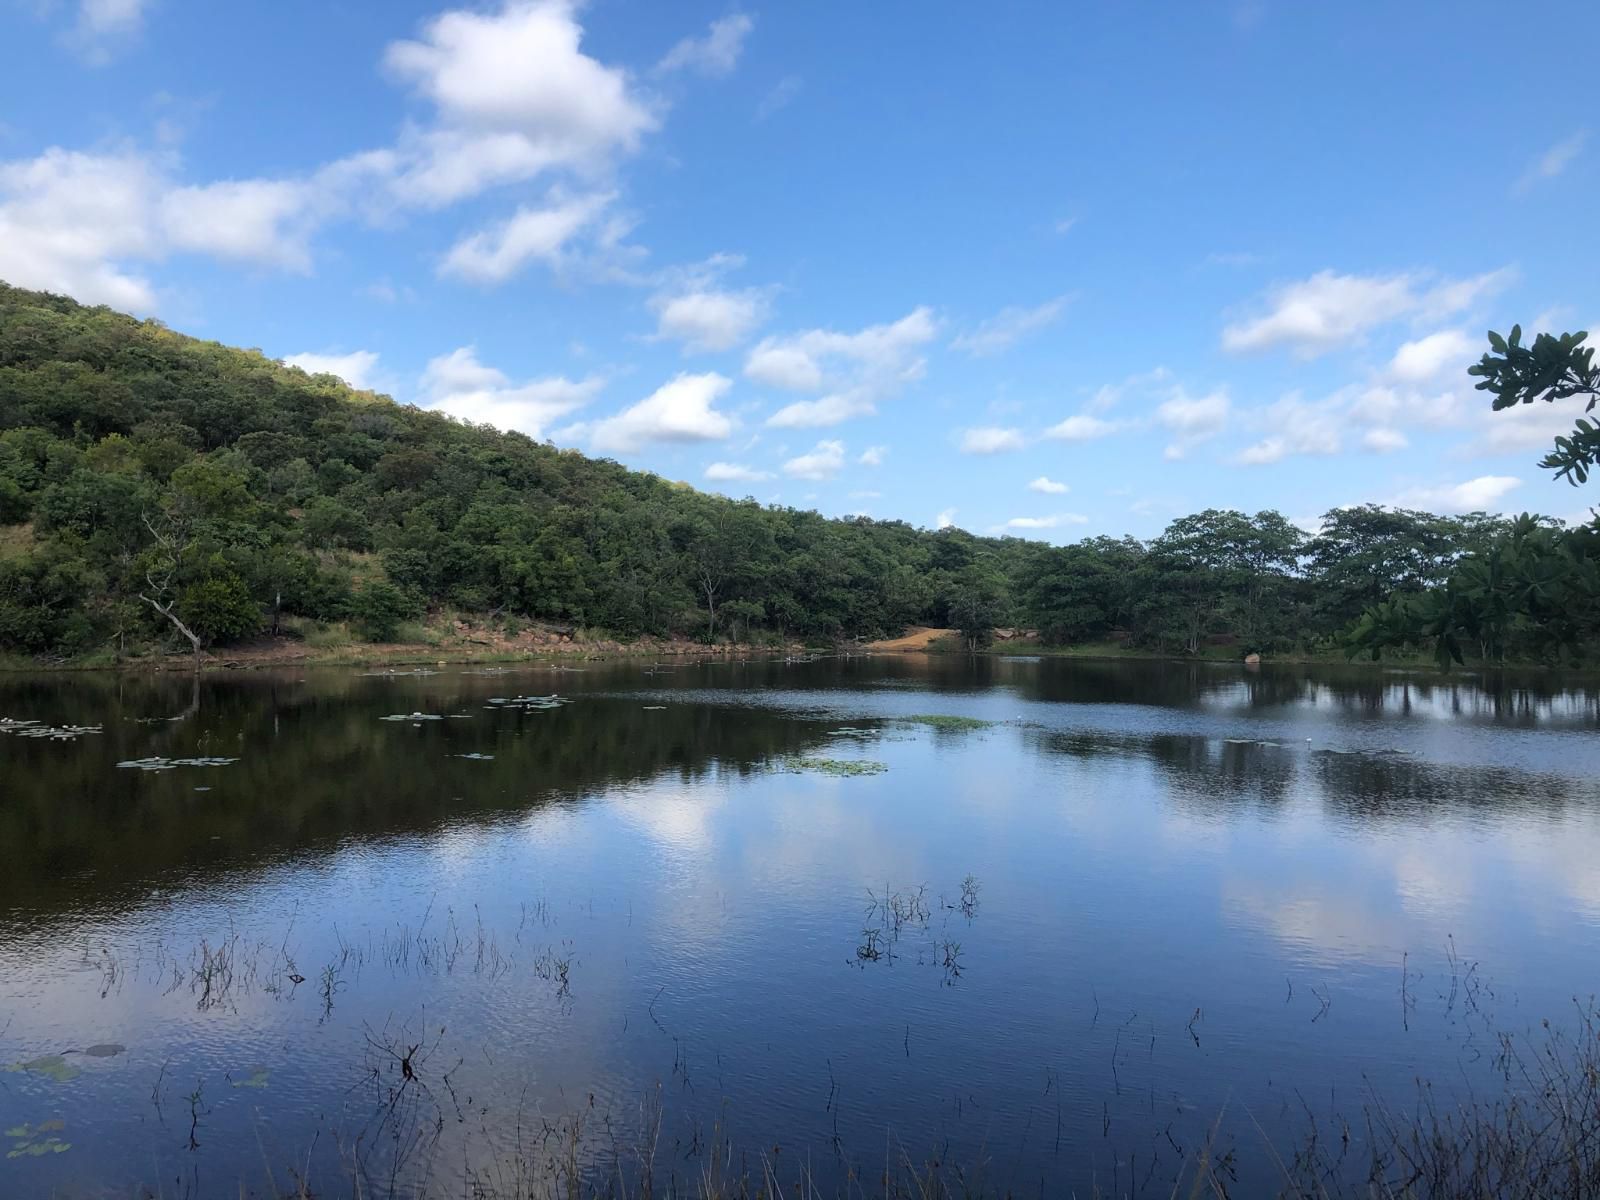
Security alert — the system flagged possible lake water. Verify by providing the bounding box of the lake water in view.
[2,656,1599,1197]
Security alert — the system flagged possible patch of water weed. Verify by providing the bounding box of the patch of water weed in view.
[485,694,570,711]
[361,668,440,677]
[79,1043,124,1058]
[0,718,101,741]
[380,712,445,723]
[454,752,495,761]
[5,1119,69,1159]
[900,714,994,731]
[4,1055,80,1082]
[783,757,888,777]
[229,1066,270,1089]
[116,756,239,771]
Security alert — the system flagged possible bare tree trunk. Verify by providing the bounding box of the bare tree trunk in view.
[141,592,203,671]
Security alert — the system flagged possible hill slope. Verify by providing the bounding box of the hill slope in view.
[0,283,1019,662]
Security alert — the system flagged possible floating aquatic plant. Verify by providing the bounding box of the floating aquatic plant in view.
[0,719,102,741]
[900,714,994,731]
[360,668,439,677]
[4,1055,80,1082]
[79,1044,124,1058]
[230,1066,270,1089]
[484,695,570,712]
[783,757,888,777]
[379,712,444,722]
[454,752,495,761]
[5,1119,69,1159]
[116,756,239,771]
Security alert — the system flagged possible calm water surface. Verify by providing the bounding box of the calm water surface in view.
[2,656,1599,1196]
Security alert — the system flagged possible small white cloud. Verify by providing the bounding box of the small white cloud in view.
[651,286,769,353]
[752,307,938,427]
[959,426,1026,455]
[999,513,1090,532]
[67,0,148,62]
[655,13,754,77]
[1516,130,1587,194]
[1389,329,1476,383]
[755,75,802,121]
[160,179,320,270]
[782,439,846,480]
[1043,413,1117,442]
[285,350,381,391]
[439,190,613,283]
[1363,427,1409,453]
[1028,476,1069,494]
[858,445,886,466]
[1156,387,1230,459]
[1223,268,1512,356]
[704,461,771,483]
[1233,393,1342,465]
[936,508,957,530]
[1393,475,1523,514]
[951,296,1070,356]
[592,372,735,452]
[1053,216,1078,236]
[421,346,603,440]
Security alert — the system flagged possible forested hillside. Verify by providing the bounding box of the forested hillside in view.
[0,282,1594,666]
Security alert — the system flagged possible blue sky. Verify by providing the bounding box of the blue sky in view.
[3,1,1596,539]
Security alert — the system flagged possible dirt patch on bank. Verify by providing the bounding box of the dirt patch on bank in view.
[863,627,957,652]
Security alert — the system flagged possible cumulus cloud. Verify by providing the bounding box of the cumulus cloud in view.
[1234,393,1343,465]
[704,461,771,483]
[752,307,938,428]
[1222,268,1512,356]
[858,445,886,467]
[1156,387,1230,459]
[1393,475,1523,514]
[649,261,770,352]
[782,439,847,480]
[1515,131,1587,194]
[655,13,753,77]
[440,189,614,283]
[998,513,1089,533]
[1363,427,1409,453]
[950,295,1070,356]
[66,0,148,61]
[285,350,381,390]
[935,508,957,530]
[591,371,735,452]
[1389,329,1477,383]
[959,426,1026,454]
[421,346,604,439]
[1028,476,1069,494]
[160,179,324,270]
[1043,413,1117,442]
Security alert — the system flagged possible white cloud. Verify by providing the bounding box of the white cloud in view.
[1516,131,1587,194]
[439,189,613,283]
[1470,393,1595,456]
[1363,427,1409,453]
[383,0,656,206]
[1347,384,1470,430]
[951,295,1070,356]
[755,75,803,121]
[1028,476,1069,494]
[704,461,771,483]
[936,508,957,530]
[655,13,753,77]
[1222,268,1512,356]
[0,147,162,310]
[421,346,603,440]
[959,426,1026,455]
[67,0,148,61]
[1000,513,1089,532]
[753,307,938,427]
[858,445,886,467]
[782,439,846,480]
[1043,413,1117,442]
[285,350,381,390]
[1393,475,1524,514]
[1234,393,1342,465]
[1389,329,1477,383]
[160,179,320,270]
[1054,216,1078,236]
[1156,387,1230,459]
[650,286,769,353]
[591,371,735,452]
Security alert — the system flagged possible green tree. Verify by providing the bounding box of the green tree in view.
[351,580,415,643]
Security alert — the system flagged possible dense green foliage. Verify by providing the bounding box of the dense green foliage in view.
[2,283,1594,666]
[1347,328,1600,666]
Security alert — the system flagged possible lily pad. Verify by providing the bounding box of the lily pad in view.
[231,1066,270,1089]
[454,752,495,761]
[783,757,888,777]
[5,1055,80,1082]
[80,1044,125,1058]
[380,713,443,722]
